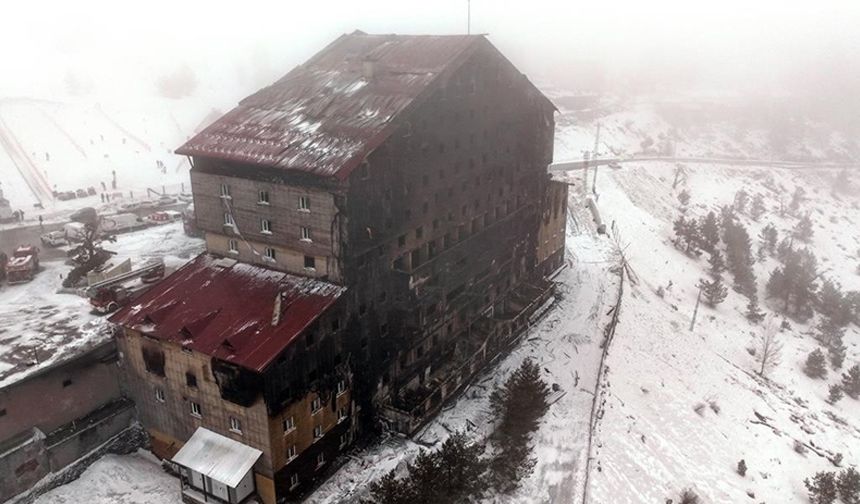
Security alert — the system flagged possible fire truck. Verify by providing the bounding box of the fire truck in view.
[86,259,165,314]
[5,246,40,284]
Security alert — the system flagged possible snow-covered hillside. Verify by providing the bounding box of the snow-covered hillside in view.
[552,96,860,164]
[585,161,860,503]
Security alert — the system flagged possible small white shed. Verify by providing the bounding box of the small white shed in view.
[172,427,262,503]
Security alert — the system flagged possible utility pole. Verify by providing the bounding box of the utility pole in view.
[467,0,471,35]
[689,284,703,332]
[591,123,601,196]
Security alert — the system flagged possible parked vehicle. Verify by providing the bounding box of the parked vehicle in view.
[100,213,147,236]
[608,161,622,170]
[75,188,88,198]
[146,210,182,224]
[40,230,68,247]
[157,195,178,205]
[87,259,165,314]
[5,245,40,284]
[55,191,77,201]
[62,222,87,243]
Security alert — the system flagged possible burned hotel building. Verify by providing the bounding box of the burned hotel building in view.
[110,31,566,503]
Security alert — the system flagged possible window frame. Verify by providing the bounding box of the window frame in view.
[298,196,311,212]
[228,239,239,254]
[282,416,296,434]
[190,401,202,418]
[219,183,231,199]
[313,424,323,441]
[223,212,235,227]
[311,397,322,414]
[258,190,270,205]
[155,387,165,403]
[264,247,277,262]
[300,226,312,242]
[229,416,242,434]
[261,218,273,235]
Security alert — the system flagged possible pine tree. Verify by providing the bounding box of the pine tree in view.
[737,459,747,477]
[698,277,728,307]
[757,223,778,259]
[777,236,794,263]
[805,471,838,504]
[828,384,843,405]
[708,250,727,279]
[734,189,749,213]
[795,213,814,242]
[366,472,414,504]
[491,358,550,438]
[842,364,860,399]
[672,215,701,256]
[837,467,860,504]
[699,211,720,252]
[750,194,766,221]
[766,248,819,319]
[805,349,828,379]
[745,298,766,323]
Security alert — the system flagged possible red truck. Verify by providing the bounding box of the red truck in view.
[87,259,165,314]
[5,246,40,284]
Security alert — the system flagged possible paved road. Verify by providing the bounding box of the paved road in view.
[0,203,188,261]
[550,155,859,172]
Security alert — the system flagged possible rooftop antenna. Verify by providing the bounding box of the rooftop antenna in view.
[467,0,471,35]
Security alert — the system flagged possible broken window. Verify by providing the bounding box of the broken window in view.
[304,255,316,270]
[186,372,197,388]
[290,473,299,490]
[141,345,166,377]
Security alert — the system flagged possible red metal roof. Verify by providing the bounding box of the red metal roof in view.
[109,254,345,373]
[175,31,485,179]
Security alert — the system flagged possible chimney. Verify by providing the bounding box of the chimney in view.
[362,59,377,80]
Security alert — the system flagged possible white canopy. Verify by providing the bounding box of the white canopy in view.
[171,427,262,488]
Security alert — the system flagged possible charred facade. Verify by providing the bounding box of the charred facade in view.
[113,32,566,504]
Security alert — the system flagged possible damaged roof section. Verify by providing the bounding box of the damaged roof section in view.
[175,31,485,179]
[109,254,345,373]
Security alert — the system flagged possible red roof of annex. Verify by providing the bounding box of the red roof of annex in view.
[175,31,487,179]
[109,254,345,373]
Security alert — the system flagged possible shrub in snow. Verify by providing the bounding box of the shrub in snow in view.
[677,189,691,209]
[789,186,806,215]
[737,459,747,477]
[757,223,778,259]
[805,349,828,379]
[679,488,700,504]
[842,364,860,399]
[795,440,808,455]
[672,216,702,256]
[766,247,819,321]
[699,212,720,252]
[805,470,838,504]
[837,467,860,504]
[827,384,843,405]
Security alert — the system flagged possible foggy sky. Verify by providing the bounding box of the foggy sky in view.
[3,0,859,105]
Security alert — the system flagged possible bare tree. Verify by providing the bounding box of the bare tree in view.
[756,315,783,378]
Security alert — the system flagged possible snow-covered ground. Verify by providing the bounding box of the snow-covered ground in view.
[0,221,203,387]
[33,450,179,504]
[312,228,618,503]
[586,162,860,503]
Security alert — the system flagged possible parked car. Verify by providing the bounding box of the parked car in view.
[146,210,182,224]
[40,231,68,247]
[157,195,178,206]
[62,222,87,243]
[608,161,622,170]
[75,188,88,198]
[5,245,40,284]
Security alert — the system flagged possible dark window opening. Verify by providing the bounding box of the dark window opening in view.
[306,331,315,347]
[186,372,198,388]
[304,256,316,269]
[141,346,166,377]
[62,378,72,388]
